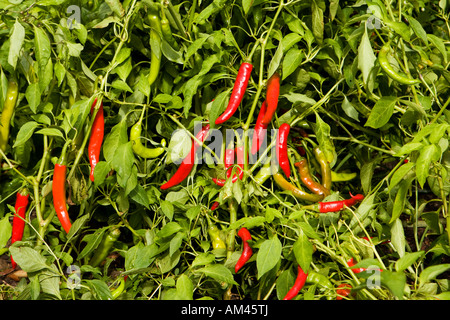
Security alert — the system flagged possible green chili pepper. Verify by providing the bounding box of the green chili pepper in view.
[0,80,19,162]
[331,171,357,182]
[253,160,272,185]
[130,107,166,158]
[378,43,420,85]
[110,277,126,299]
[160,6,179,50]
[208,223,226,250]
[90,227,121,267]
[148,10,162,88]
[313,147,332,191]
[306,271,333,290]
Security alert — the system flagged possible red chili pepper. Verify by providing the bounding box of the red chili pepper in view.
[235,227,253,273]
[88,98,104,182]
[160,125,210,190]
[52,142,73,233]
[283,265,308,300]
[261,72,280,126]
[318,193,364,213]
[10,189,30,269]
[215,62,253,125]
[210,202,220,211]
[276,123,291,177]
[336,283,352,300]
[251,100,268,155]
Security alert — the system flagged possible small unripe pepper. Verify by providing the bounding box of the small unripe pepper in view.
[90,227,121,267]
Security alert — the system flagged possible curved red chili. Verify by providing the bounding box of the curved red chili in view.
[276,123,291,177]
[52,142,73,233]
[318,193,364,213]
[10,189,30,269]
[235,227,253,273]
[160,125,210,190]
[261,72,280,126]
[283,265,308,300]
[215,62,253,125]
[88,98,104,182]
[251,100,268,155]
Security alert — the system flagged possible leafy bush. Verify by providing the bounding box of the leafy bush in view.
[0,0,449,300]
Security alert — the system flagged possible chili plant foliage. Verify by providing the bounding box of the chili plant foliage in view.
[0,0,449,301]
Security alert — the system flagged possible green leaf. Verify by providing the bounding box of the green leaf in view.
[37,264,62,300]
[25,83,41,113]
[9,246,52,273]
[380,270,407,300]
[35,128,64,139]
[242,0,253,15]
[282,48,304,80]
[268,39,283,78]
[416,144,440,188]
[176,274,194,300]
[157,221,182,238]
[390,218,406,258]
[12,121,39,148]
[419,264,450,288]
[293,231,313,273]
[314,112,336,165]
[341,96,359,121]
[257,236,282,279]
[34,26,51,72]
[358,28,376,84]
[111,141,135,188]
[86,279,113,300]
[103,119,128,163]
[349,193,375,230]
[395,251,425,272]
[389,162,415,192]
[0,215,12,249]
[191,253,215,268]
[405,15,427,44]
[390,176,414,223]
[428,34,447,65]
[197,264,238,285]
[129,184,150,209]
[365,96,397,129]
[311,0,324,44]
[93,161,111,187]
[8,19,25,69]
[160,200,174,221]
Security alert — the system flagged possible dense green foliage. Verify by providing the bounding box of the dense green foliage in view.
[0,0,449,300]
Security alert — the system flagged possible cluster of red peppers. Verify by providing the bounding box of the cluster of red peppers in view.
[157,56,367,300]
